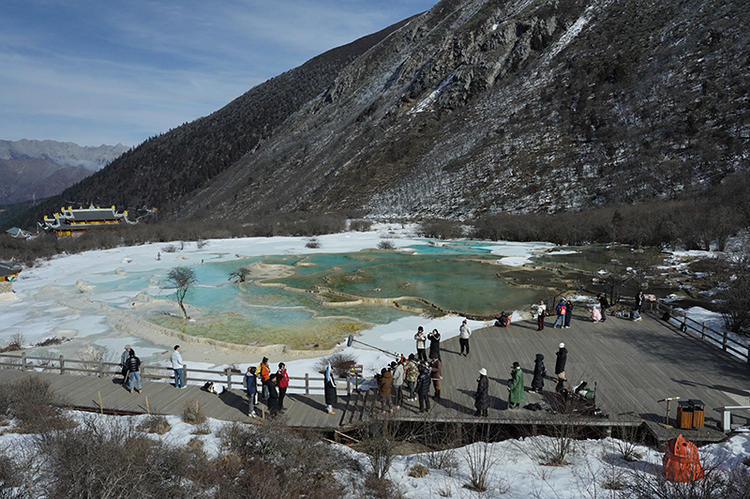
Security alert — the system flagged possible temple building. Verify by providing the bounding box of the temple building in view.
[0,261,21,299]
[39,205,137,237]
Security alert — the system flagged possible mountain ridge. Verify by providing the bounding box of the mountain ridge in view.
[8,0,750,228]
[0,139,129,205]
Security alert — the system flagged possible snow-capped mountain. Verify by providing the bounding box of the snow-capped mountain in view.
[0,139,129,205]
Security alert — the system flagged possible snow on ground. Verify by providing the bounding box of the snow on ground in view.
[2,228,749,496]
[0,225,542,390]
[0,409,747,499]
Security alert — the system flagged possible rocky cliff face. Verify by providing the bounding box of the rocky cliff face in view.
[16,0,747,226]
[177,0,749,221]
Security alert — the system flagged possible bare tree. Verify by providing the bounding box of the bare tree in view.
[228,267,250,283]
[165,266,197,319]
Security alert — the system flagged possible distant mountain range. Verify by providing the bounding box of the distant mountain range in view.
[9,0,750,227]
[0,140,128,205]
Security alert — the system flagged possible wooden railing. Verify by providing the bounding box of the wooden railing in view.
[0,353,353,395]
[654,301,750,364]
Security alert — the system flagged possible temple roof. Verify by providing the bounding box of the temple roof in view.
[0,261,21,279]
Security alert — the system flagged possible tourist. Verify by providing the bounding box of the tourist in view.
[265,373,280,416]
[324,363,337,415]
[404,354,419,401]
[553,299,567,328]
[258,357,270,400]
[536,300,547,331]
[391,360,404,408]
[430,355,442,401]
[414,326,427,362]
[555,343,568,376]
[170,345,186,389]
[507,361,524,409]
[126,349,142,394]
[531,353,546,393]
[564,300,573,328]
[474,368,490,417]
[245,366,258,418]
[591,304,602,322]
[597,293,610,321]
[428,329,441,361]
[376,367,393,413]
[277,362,289,411]
[459,319,472,356]
[415,364,431,413]
[119,344,131,385]
[635,290,645,312]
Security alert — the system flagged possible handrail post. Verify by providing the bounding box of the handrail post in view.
[60,355,65,375]
[305,373,310,395]
[225,367,232,390]
[723,331,728,352]
[681,313,688,332]
[184,366,188,386]
[701,322,706,340]
[98,358,103,378]
[346,374,352,396]
[21,352,27,371]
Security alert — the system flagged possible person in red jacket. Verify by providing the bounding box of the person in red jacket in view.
[276,362,289,411]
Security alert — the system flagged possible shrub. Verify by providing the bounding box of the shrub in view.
[306,237,321,248]
[350,220,372,232]
[36,417,186,499]
[0,376,73,433]
[216,422,355,499]
[182,400,207,425]
[0,332,25,353]
[137,414,171,435]
[418,219,464,240]
[408,463,429,478]
[315,352,358,378]
[377,239,395,250]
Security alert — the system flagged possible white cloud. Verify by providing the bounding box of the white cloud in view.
[0,0,437,146]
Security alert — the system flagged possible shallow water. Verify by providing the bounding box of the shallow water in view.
[74,241,626,350]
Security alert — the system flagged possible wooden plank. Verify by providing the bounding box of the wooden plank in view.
[0,310,747,434]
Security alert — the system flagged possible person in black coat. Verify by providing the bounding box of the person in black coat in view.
[555,343,567,376]
[597,293,610,321]
[324,363,337,415]
[427,329,441,361]
[265,373,280,416]
[474,368,490,417]
[564,300,573,328]
[531,353,546,393]
[415,364,432,413]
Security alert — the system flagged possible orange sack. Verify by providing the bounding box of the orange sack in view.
[662,434,704,482]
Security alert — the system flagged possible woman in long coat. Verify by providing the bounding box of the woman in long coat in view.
[324,363,337,415]
[508,362,525,409]
[531,354,546,393]
[555,343,568,376]
[474,368,490,417]
[415,364,431,413]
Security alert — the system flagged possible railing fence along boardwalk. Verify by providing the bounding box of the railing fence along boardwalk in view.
[653,300,750,363]
[0,353,354,396]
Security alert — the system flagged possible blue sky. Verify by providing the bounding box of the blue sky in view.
[0,0,437,147]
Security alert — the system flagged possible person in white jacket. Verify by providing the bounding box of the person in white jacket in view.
[459,320,472,356]
[170,345,186,388]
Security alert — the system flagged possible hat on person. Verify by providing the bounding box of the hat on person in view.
[125,344,131,349]
[479,368,487,376]
[512,361,520,368]
[559,342,565,349]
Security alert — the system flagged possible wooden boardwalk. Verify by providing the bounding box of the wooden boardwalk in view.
[1,311,748,440]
